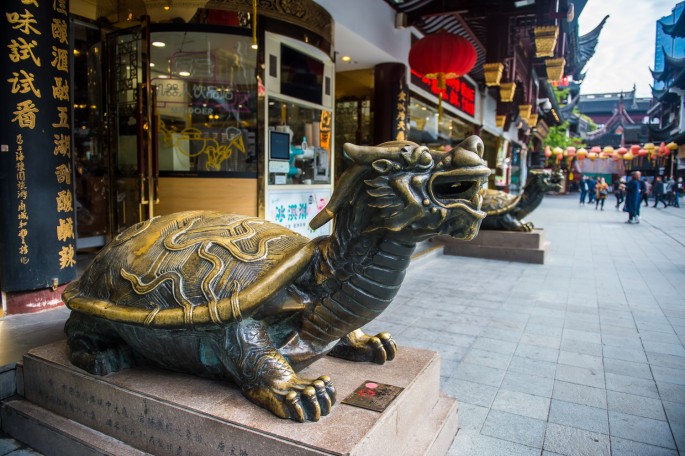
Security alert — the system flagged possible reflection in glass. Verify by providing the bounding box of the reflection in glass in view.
[151,31,258,175]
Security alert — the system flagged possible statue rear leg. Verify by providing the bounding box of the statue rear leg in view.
[64,312,135,375]
[329,329,397,364]
[212,320,336,422]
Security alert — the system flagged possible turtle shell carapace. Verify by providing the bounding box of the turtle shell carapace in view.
[63,211,316,328]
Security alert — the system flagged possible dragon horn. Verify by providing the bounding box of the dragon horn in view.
[310,164,366,230]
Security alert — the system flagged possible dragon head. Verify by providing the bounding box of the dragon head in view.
[310,136,491,241]
[528,169,564,193]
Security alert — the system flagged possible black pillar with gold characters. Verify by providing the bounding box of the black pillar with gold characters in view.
[0,0,76,292]
[373,62,408,144]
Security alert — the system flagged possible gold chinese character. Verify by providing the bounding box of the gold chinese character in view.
[8,69,41,98]
[18,200,26,212]
[19,245,29,255]
[18,211,28,220]
[8,37,41,66]
[16,134,23,143]
[17,190,27,199]
[21,0,39,6]
[12,99,39,129]
[51,18,67,44]
[51,46,68,72]
[18,220,27,229]
[53,133,70,157]
[52,77,69,101]
[16,161,25,173]
[17,180,27,191]
[53,0,67,15]
[56,189,73,212]
[15,150,24,162]
[52,106,69,128]
[59,244,76,269]
[17,171,25,181]
[18,228,28,240]
[55,163,71,184]
[6,10,41,36]
[57,217,74,241]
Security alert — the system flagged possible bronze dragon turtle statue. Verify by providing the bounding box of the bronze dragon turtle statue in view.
[479,169,563,232]
[62,136,490,422]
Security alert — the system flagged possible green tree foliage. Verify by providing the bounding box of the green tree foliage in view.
[543,122,585,149]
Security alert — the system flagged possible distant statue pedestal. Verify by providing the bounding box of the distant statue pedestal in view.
[1,341,458,456]
[441,228,549,264]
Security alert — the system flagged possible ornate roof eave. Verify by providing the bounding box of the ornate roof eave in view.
[559,92,580,119]
[663,47,685,69]
[651,85,668,99]
[661,11,685,38]
[572,14,608,79]
[651,67,669,82]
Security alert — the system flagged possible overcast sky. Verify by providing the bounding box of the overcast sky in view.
[578,0,678,97]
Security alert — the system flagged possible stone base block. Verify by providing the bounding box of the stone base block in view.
[6,341,458,456]
[441,228,549,264]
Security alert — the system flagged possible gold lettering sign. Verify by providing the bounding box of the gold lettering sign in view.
[53,0,67,15]
[8,69,41,97]
[56,189,73,212]
[51,18,67,44]
[57,217,74,241]
[8,38,41,66]
[51,46,69,72]
[53,133,70,156]
[52,77,69,100]
[6,9,41,36]
[52,106,69,128]
[55,163,71,184]
[58,244,76,269]
[21,0,39,6]
[12,99,39,129]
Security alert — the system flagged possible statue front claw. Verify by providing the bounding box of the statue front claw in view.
[244,373,336,422]
[329,329,397,364]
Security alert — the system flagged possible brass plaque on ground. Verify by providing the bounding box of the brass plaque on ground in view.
[341,381,404,412]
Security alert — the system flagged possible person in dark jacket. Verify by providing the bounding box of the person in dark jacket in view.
[653,176,668,208]
[625,171,641,223]
[587,177,597,204]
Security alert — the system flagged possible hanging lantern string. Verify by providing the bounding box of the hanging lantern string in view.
[252,0,258,49]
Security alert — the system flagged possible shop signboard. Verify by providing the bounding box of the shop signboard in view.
[410,69,476,118]
[267,188,331,238]
[0,0,76,291]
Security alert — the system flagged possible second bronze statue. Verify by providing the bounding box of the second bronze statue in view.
[62,136,491,422]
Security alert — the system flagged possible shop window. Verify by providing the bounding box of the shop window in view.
[151,30,258,176]
[267,97,332,185]
[408,98,474,147]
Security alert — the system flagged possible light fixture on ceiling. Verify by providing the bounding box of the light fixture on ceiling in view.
[152,41,166,47]
[341,55,351,63]
[179,71,190,77]
[514,0,534,7]
[163,0,171,11]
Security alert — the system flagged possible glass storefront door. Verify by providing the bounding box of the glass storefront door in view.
[105,19,155,235]
[72,19,109,248]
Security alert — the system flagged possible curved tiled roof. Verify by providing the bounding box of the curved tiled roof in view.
[572,15,608,81]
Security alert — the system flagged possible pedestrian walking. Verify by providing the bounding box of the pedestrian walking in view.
[625,171,641,223]
[640,178,651,207]
[588,176,597,204]
[579,176,588,205]
[675,177,682,208]
[595,177,609,210]
[614,177,626,209]
[653,176,668,208]
[666,176,676,206]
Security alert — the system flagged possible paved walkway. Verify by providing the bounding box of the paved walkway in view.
[366,193,685,455]
[1,194,684,455]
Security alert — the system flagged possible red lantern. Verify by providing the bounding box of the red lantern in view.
[638,148,647,157]
[544,145,552,158]
[616,147,627,156]
[409,31,477,120]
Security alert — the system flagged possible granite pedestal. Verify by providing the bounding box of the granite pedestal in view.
[1,341,458,456]
[442,228,549,264]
